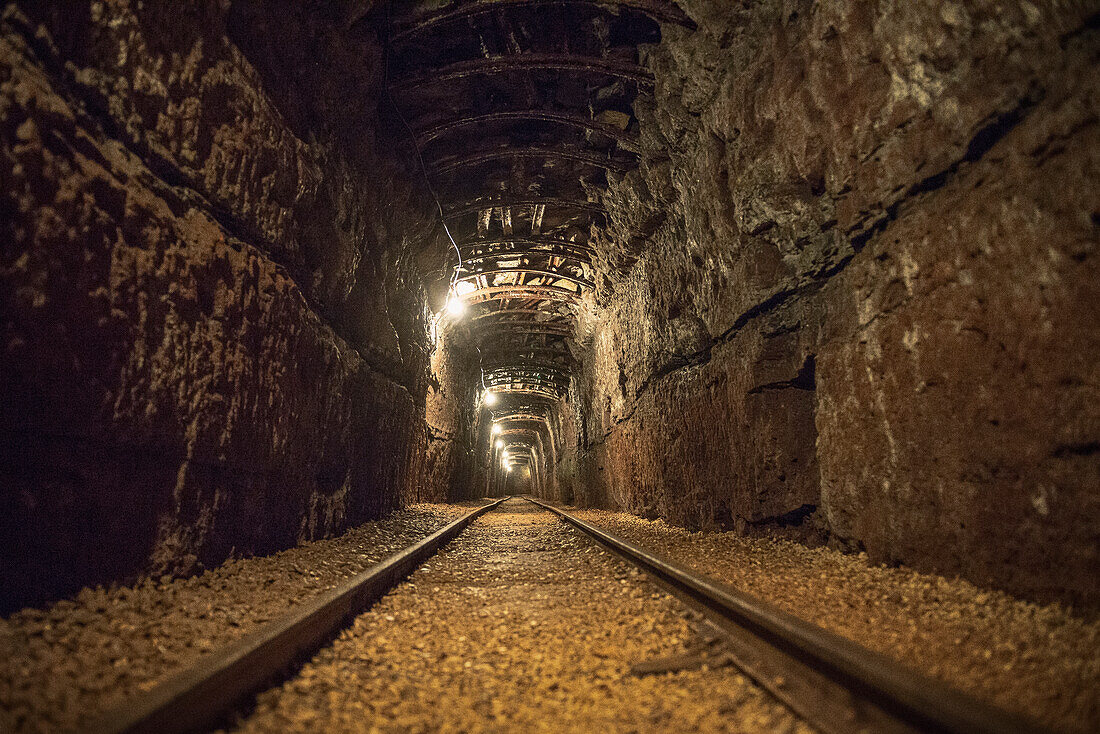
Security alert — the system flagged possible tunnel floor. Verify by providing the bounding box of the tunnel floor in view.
[235,498,807,733]
[1,500,1097,733]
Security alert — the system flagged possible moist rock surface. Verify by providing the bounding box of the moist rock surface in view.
[560,0,1100,609]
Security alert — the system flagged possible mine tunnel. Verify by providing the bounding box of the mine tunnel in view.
[1,1,1098,732]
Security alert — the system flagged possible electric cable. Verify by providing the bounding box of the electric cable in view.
[382,3,463,288]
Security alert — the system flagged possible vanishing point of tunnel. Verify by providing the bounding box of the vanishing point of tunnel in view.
[1,1,1098,732]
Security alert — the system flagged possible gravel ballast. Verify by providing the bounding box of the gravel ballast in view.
[570,507,1100,733]
[233,499,812,734]
[0,504,472,733]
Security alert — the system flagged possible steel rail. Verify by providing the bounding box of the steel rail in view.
[389,0,696,42]
[488,386,562,399]
[482,352,574,367]
[461,284,584,304]
[487,383,567,396]
[489,386,567,399]
[472,307,578,322]
[458,266,593,288]
[89,498,509,734]
[493,413,549,423]
[486,379,568,393]
[486,364,570,377]
[389,53,654,93]
[497,427,541,436]
[484,360,573,376]
[486,376,570,389]
[459,236,595,259]
[444,196,606,219]
[416,109,637,147]
[473,322,575,337]
[525,497,1047,734]
[480,346,574,362]
[464,253,593,271]
[431,145,635,176]
[479,339,573,353]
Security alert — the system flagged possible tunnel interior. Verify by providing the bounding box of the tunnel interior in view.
[3,0,1098,614]
[1,0,1099,729]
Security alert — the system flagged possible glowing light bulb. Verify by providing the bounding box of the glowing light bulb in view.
[454,280,476,296]
[491,424,502,435]
[495,439,504,450]
[483,390,498,406]
[445,294,465,317]
[506,466,513,473]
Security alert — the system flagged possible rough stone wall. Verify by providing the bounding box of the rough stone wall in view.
[424,324,481,502]
[573,0,1099,606]
[0,1,443,612]
[545,398,581,505]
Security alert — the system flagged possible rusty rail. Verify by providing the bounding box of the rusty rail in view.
[87,497,509,734]
[525,496,1048,734]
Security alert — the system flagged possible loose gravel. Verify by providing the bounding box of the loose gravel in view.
[232,499,813,734]
[571,507,1100,733]
[0,503,472,734]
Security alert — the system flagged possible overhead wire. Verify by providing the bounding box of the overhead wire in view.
[381,2,463,288]
[383,3,491,396]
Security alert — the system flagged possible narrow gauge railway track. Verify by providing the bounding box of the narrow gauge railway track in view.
[87,498,508,734]
[87,496,1047,734]
[526,497,1047,734]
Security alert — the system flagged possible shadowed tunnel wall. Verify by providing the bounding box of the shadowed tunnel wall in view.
[0,0,462,612]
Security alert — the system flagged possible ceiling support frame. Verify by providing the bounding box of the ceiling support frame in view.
[432,145,634,176]
[389,53,654,93]
[388,0,697,42]
[416,110,638,147]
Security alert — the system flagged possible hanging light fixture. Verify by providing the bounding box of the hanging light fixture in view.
[445,291,465,317]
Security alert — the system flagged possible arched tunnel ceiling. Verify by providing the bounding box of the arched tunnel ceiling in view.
[386,0,692,440]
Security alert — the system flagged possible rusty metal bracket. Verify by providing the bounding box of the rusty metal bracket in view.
[389,0,697,43]
[431,145,635,176]
[444,196,605,220]
[417,109,638,147]
[390,53,653,93]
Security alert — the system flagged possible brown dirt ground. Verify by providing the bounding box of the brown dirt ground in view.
[232,499,813,734]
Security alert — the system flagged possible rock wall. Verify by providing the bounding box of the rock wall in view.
[572,0,1099,607]
[424,322,481,502]
[0,1,444,612]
